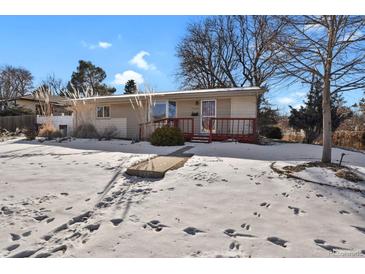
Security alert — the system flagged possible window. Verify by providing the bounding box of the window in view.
[151,101,176,121]
[96,106,110,118]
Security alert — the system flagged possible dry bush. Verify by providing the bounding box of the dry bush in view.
[129,84,154,140]
[333,130,365,150]
[38,122,62,139]
[24,128,37,140]
[281,131,304,143]
[99,126,118,140]
[74,123,99,139]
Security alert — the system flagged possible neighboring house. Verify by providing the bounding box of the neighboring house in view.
[0,94,71,115]
[74,87,264,143]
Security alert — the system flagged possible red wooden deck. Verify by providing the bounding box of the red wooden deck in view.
[139,117,257,143]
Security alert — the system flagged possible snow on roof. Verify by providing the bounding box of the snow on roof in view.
[72,87,264,101]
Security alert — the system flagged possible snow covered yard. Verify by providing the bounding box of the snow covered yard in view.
[0,138,364,258]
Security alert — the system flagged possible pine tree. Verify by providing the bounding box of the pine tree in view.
[124,79,137,94]
[66,60,116,97]
[289,76,351,144]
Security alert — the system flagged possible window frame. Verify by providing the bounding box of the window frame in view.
[96,105,111,119]
[150,100,177,121]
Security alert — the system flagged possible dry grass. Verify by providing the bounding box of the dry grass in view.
[281,129,365,151]
[38,122,62,139]
[282,161,364,183]
[333,130,365,150]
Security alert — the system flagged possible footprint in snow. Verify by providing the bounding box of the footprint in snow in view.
[47,217,55,223]
[313,239,349,253]
[240,223,251,231]
[288,206,306,215]
[110,218,123,226]
[22,231,31,237]
[183,227,204,235]
[143,220,168,232]
[6,244,20,252]
[224,228,255,238]
[260,202,271,208]
[10,233,20,241]
[229,241,240,250]
[267,237,288,248]
[352,226,365,235]
[281,192,289,198]
[34,215,48,221]
[339,210,350,215]
[85,224,100,233]
[253,212,261,218]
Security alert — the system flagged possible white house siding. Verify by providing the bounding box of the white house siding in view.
[37,114,74,136]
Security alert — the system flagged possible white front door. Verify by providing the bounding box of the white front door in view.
[201,99,216,133]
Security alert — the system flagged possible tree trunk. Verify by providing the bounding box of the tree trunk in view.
[322,74,332,163]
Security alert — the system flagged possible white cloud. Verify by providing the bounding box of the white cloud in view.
[81,40,112,50]
[294,91,306,98]
[98,41,112,49]
[293,103,304,110]
[277,97,295,105]
[129,51,156,70]
[113,70,144,86]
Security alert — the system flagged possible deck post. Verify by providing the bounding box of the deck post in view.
[209,118,213,143]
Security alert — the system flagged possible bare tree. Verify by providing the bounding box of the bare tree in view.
[0,66,33,107]
[176,16,286,121]
[40,73,65,96]
[276,16,365,163]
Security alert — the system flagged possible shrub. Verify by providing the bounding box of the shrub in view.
[260,126,283,139]
[24,128,37,140]
[74,123,99,139]
[150,126,185,146]
[0,106,34,117]
[362,132,365,146]
[38,123,62,139]
[99,126,118,140]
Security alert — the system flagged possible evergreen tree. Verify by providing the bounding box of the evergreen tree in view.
[66,60,116,97]
[258,96,280,130]
[124,79,137,94]
[289,76,351,144]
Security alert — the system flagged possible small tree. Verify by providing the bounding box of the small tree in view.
[258,96,280,130]
[124,79,137,94]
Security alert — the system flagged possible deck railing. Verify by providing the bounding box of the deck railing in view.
[209,118,256,143]
[139,118,194,140]
[139,117,257,143]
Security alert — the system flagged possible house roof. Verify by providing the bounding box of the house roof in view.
[1,94,66,105]
[72,87,264,103]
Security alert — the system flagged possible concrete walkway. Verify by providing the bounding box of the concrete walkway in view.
[126,146,194,178]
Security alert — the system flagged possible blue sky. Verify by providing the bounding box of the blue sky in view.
[0,16,363,113]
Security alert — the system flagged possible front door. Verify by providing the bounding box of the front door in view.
[201,100,216,133]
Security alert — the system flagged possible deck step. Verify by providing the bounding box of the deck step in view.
[190,135,211,143]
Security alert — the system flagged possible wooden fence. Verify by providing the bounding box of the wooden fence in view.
[0,115,36,132]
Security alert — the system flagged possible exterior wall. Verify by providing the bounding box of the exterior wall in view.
[75,101,143,139]
[37,114,74,136]
[176,99,200,134]
[230,96,257,118]
[176,96,256,134]
[108,102,141,139]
